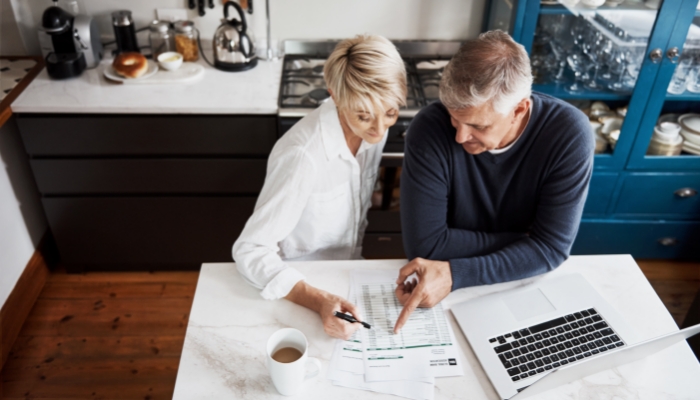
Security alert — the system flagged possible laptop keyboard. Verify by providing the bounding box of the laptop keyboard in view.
[488,308,625,382]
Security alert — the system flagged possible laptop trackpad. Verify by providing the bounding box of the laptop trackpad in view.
[503,288,556,321]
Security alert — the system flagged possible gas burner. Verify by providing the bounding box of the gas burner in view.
[415,60,449,70]
[284,58,326,77]
[302,88,331,106]
[279,56,453,112]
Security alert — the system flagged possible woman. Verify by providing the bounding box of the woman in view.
[232,35,407,340]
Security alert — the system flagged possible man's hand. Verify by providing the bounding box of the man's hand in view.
[286,280,362,340]
[393,258,452,334]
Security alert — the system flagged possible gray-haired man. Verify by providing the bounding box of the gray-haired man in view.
[393,30,594,332]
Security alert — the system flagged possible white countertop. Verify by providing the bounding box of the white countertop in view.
[173,255,700,399]
[11,56,282,114]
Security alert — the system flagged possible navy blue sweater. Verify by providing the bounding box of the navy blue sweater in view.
[400,92,594,290]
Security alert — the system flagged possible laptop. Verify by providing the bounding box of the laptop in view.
[450,274,700,399]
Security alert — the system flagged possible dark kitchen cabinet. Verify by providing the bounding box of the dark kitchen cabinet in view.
[16,113,276,272]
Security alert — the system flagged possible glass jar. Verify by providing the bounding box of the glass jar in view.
[173,20,199,62]
[149,20,174,60]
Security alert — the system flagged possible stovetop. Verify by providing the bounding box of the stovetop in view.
[278,40,461,118]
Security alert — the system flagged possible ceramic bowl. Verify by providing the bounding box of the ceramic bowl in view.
[608,129,620,149]
[581,0,606,7]
[600,116,624,137]
[653,122,681,144]
[157,52,183,71]
[680,127,700,146]
[658,113,681,125]
[679,113,700,134]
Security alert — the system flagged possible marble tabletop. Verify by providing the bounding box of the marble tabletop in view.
[173,255,700,399]
[11,55,282,115]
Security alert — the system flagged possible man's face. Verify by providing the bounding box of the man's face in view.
[447,101,522,155]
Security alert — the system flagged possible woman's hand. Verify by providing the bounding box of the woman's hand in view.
[317,292,363,340]
[285,280,363,340]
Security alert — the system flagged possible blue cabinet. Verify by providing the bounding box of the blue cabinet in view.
[487,0,700,258]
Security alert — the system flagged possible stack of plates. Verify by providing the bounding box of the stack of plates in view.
[678,114,700,155]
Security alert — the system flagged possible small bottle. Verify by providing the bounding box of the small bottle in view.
[173,20,199,62]
[149,20,173,60]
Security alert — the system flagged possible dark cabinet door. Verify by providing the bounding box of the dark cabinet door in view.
[44,197,257,270]
[17,114,277,156]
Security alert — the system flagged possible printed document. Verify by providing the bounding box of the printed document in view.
[352,269,464,382]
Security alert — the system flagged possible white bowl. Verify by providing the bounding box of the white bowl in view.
[157,52,183,71]
[681,127,700,146]
[653,122,681,143]
[581,0,606,7]
[679,113,700,134]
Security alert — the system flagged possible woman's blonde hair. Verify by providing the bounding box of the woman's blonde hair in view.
[324,35,407,116]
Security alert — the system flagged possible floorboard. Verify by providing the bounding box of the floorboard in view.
[1,259,698,399]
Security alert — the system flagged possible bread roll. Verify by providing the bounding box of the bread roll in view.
[112,52,148,78]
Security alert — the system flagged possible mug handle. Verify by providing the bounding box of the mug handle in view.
[304,357,322,380]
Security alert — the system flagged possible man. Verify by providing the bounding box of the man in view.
[393,30,594,333]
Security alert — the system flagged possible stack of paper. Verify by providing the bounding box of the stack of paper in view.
[327,270,464,400]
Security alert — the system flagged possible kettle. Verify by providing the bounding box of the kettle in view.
[213,1,257,71]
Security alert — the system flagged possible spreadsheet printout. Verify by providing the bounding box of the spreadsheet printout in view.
[352,270,464,382]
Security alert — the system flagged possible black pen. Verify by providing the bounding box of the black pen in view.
[334,311,371,329]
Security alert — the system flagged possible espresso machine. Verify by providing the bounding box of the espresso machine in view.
[39,0,87,79]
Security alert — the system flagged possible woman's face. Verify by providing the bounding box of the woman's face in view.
[338,104,400,145]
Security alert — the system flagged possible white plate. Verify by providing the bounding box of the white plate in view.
[682,140,700,155]
[103,59,158,82]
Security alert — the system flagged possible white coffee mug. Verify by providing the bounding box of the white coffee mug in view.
[266,328,321,396]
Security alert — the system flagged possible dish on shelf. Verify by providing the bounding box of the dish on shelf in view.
[104,60,158,82]
[679,113,700,132]
[658,113,681,125]
[682,139,700,155]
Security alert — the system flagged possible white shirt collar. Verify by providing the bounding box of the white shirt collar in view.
[319,99,375,160]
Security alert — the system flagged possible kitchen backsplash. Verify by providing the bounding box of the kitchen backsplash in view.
[5,0,482,56]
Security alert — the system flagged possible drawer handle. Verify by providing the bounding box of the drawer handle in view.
[658,237,678,246]
[674,188,697,198]
[378,237,392,242]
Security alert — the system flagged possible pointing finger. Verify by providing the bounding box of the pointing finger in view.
[393,291,421,334]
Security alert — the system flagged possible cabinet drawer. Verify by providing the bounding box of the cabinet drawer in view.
[572,219,700,259]
[17,114,277,156]
[614,173,700,217]
[366,210,402,233]
[31,159,267,195]
[44,197,256,267]
[582,173,618,216]
[362,234,406,259]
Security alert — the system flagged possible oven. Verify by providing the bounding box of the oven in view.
[277,40,461,258]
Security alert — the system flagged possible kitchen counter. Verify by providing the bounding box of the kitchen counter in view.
[11,56,283,115]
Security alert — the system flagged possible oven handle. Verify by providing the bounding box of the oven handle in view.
[381,152,404,159]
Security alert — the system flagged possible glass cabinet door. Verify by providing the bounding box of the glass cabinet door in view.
[489,0,684,170]
[627,0,700,170]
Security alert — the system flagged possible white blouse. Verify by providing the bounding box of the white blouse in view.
[232,99,386,300]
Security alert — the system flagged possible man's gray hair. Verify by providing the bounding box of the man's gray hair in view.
[439,30,533,115]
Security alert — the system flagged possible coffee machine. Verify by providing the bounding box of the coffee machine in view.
[39,0,87,79]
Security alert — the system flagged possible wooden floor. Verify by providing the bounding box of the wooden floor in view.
[1,260,699,399]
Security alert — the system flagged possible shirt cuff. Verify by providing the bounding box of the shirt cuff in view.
[449,258,480,291]
[260,267,306,300]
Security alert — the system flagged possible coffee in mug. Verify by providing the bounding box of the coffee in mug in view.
[266,328,321,396]
[272,347,303,363]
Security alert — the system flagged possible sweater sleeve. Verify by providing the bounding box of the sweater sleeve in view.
[448,118,594,289]
[401,111,527,261]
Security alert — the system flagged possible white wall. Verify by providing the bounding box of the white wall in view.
[9,0,484,56]
[0,116,48,308]
[1,0,26,54]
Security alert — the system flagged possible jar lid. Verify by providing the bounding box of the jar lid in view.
[150,20,170,33]
[174,20,195,33]
[112,10,133,27]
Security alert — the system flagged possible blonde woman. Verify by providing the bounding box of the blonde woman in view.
[232,35,407,340]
